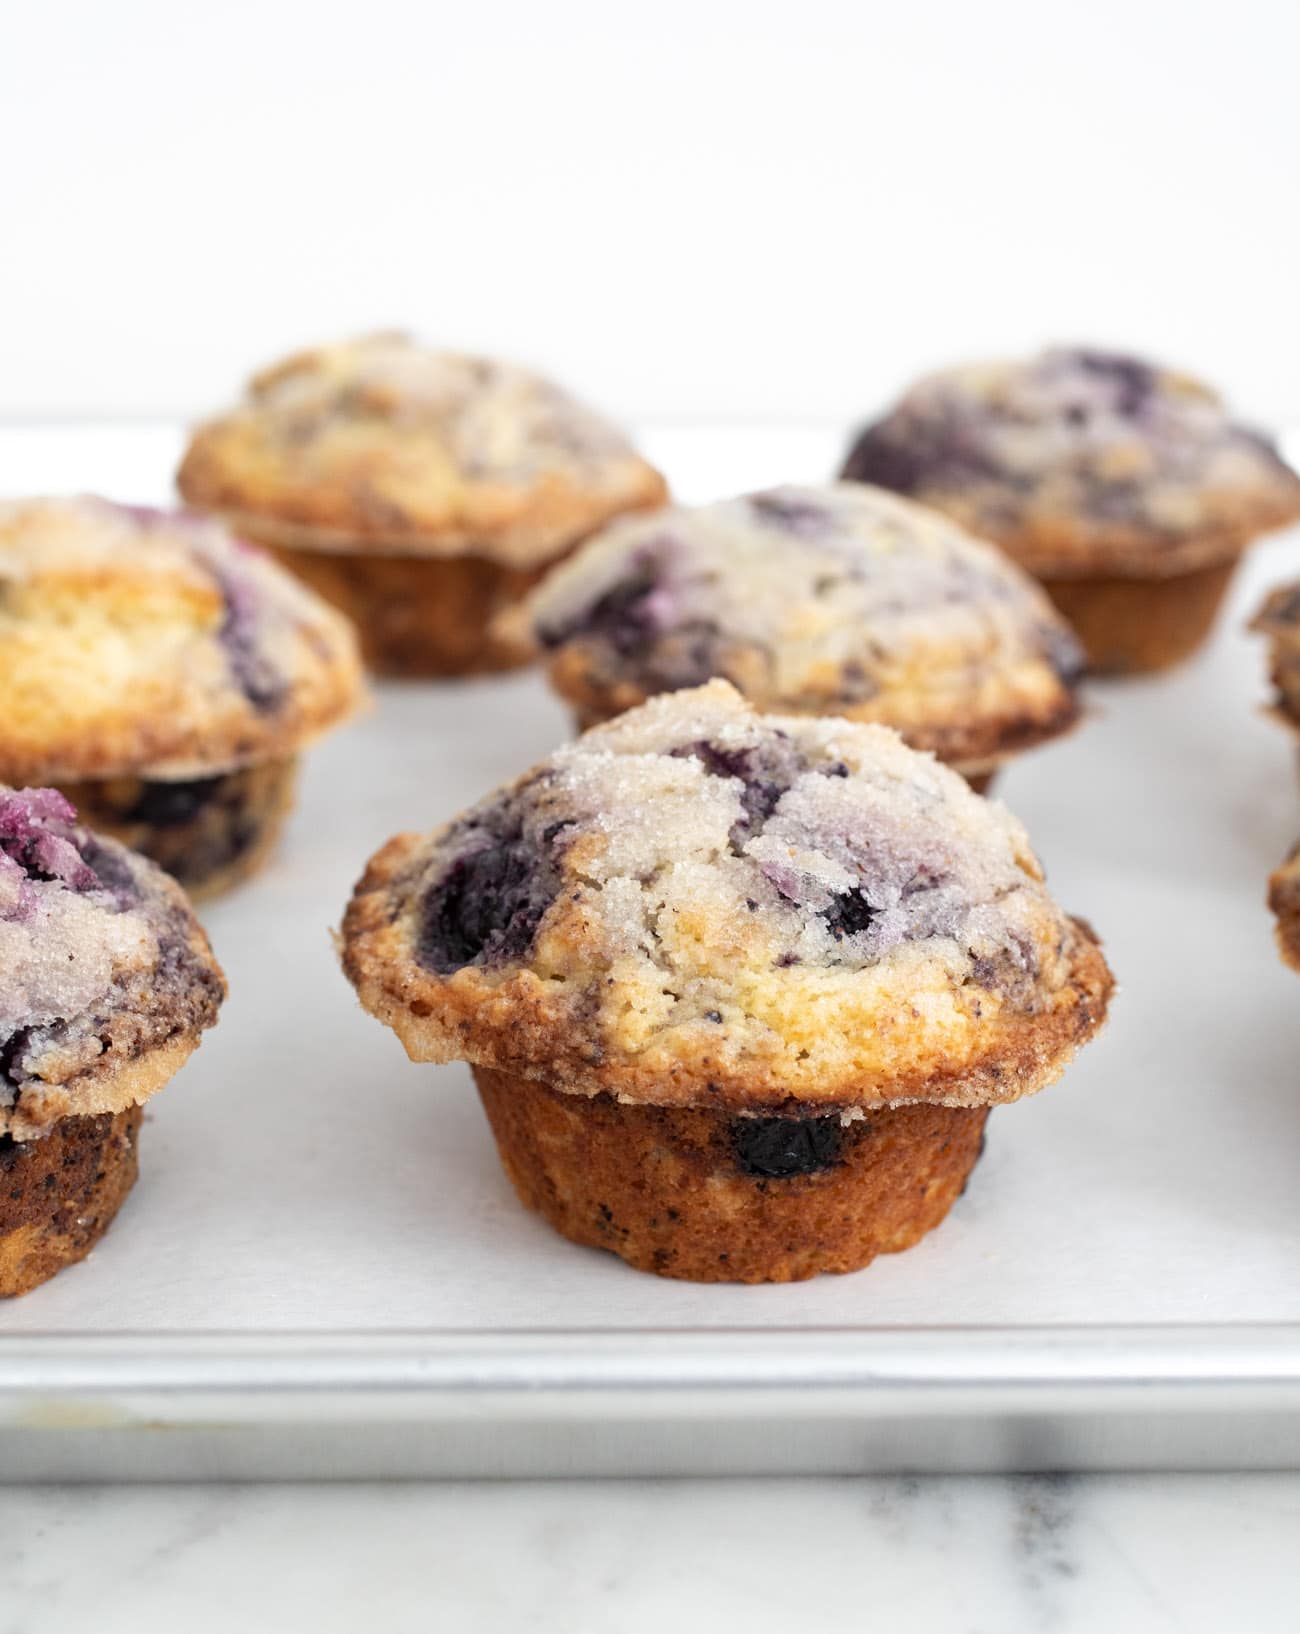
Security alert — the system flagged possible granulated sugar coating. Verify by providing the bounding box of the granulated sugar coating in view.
[0,787,224,1138]
[342,682,1112,1112]
[0,791,154,1031]
[518,482,1081,744]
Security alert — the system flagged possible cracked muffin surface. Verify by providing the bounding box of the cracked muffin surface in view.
[0,496,364,784]
[512,482,1082,767]
[0,787,224,1139]
[177,333,668,567]
[842,347,1300,578]
[342,681,1111,1111]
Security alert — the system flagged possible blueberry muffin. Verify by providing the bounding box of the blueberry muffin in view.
[0,496,364,899]
[1,787,224,1295]
[341,681,1112,1283]
[842,347,1300,674]
[509,483,1083,793]
[1252,581,1300,743]
[1268,847,1300,971]
[177,333,669,676]
[1251,582,1300,966]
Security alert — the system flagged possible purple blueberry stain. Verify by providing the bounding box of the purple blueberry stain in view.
[669,736,810,843]
[538,541,679,656]
[0,787,144,942]
[749,490,833,537]
[77,838,140,905]
[0,788,99,916]
[841,426,934,495]
[1066,348,1157,419]
[95,498,171,530]
[968,930,1041,998]
[209,563,286,713]
[88,501,286,712]
[1036,620,1086,686]
[842,410,997,497]
[901,863,949,899]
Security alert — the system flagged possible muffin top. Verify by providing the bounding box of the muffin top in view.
[176,333,669,566]
[0,496,365,783]
[1251,579,1300,726]
[1268,844,1300,973]
[342,681,1111,1112]
[512,483,1082,768]
[841,347,1300,577]
[1,787,225,1139]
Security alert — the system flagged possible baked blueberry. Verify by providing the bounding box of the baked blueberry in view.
[733,1116,842,1178]
[418,822,562,975]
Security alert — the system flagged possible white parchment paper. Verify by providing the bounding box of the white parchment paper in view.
[3,424,1299,1336]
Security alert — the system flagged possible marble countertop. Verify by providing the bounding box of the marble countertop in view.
[1,1474,1296,1631]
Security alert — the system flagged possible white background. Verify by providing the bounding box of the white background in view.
[3,0,1298,424]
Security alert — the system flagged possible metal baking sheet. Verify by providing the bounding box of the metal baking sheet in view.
[2,423,1299,1479]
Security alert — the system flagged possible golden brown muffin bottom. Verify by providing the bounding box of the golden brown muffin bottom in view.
[1039,560,1237,676]
[474,1067,989,1283]
[257,542,551,678]
[59,757,298,902]
[0,1107,143,1297]
[952,764,999,796]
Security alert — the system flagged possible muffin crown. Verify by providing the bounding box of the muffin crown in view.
[1251,579,1300,645]
[176,333,668,565]
[0,786,224,1137]
[1250,578,1300,742]
[514,482,1082,764]
[342,681,1111,1111]
[0,497,364,782]
[842,347,1300,575]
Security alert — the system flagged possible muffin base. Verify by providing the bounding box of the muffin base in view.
[259,542,551,678]
[1040,560,1237,676]
[0,1107,143,1297]
[955,765,997,796]
[474,1067,989,1283]
[58,757,298,901]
